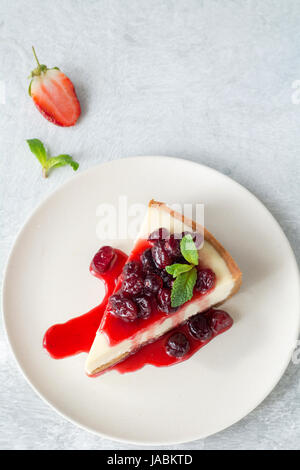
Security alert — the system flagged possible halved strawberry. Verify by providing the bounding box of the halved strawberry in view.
[28,47,81,127]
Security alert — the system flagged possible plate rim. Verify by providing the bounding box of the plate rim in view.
[2,155,300,446]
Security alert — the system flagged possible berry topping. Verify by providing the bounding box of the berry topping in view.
[144,273,163,294]
[148,227,169,243]
[140,248,155,272]
[123,261,142,279]
[151,241,172,269]
[157,287,172,313]
[188,314,212,341]
[160,269,174,288]
[210,310,233,333]
[166,332,190,358]
[195,268,216,293]
[122,274,144,296]
[164,234,181,258]
[135,296,152,319]
[91,246,116,274]
[109,294,138,322]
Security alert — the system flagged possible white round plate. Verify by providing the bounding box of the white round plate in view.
[3,157,300,445]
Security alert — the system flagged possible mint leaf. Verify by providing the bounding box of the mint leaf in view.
[26,139,47,166]
[166,263,193,278]
[47,155,79,172]
[180,234,199,265]
[171,267,197,308]
[26,139,79,178]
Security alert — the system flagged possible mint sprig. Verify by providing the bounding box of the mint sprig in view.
[180,234,199,265]
[166,263,193,277]
[171,266,197,308]
[166,234,199,308]
[26,138,79,178]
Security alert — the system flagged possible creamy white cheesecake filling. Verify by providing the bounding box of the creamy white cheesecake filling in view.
[85,203,234,375]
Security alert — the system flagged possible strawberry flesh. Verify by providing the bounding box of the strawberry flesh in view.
[31,69,81,127]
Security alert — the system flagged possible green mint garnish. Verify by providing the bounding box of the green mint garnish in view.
[26,138,79,178]
[180,234,199,265]
[171,266,197,308]
[166,263,193,278]
[166,234,199,308]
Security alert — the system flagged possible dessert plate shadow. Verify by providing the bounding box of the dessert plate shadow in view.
[3,156,300,445]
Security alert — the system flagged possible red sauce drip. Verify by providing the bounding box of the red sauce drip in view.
[43,246,233,376]
[43,304,105,359]
[43,249,127,359]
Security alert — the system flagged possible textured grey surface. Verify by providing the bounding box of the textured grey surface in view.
[0,0,300,450]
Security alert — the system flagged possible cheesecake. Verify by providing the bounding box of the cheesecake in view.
[85,200,242,375]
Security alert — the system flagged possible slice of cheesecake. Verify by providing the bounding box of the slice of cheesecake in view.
[85,200,242,375]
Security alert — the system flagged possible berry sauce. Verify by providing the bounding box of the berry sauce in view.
[43,249,127,359]
[43,242,233,376]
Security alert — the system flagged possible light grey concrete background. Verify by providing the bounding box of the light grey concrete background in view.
[1,0,300,450]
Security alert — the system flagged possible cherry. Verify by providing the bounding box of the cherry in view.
[144,273,163,294]
[209,309,233,333]
[166,332,190,358]
[164,234,181,258]
[122,274,144,296]
[160,269,174,288]
[140,248,155,272]
[109,294,138,322]
[123,261,142,279]
[91,246,116,274]
[175,256,190,265]
[135,295,152,319]
[151,241,172,269]
[157,287,172,313]
[148,227,169,243]
[195,268,216,293]
[188,314,212,341]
